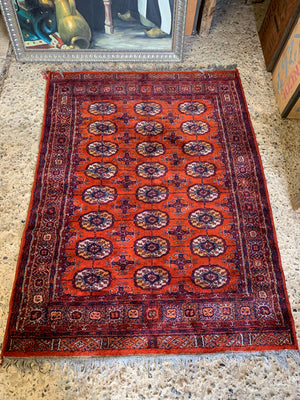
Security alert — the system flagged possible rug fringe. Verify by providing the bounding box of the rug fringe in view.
[1,350,299,376]
[44,65,238,76]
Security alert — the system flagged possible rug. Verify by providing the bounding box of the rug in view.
[1,70,298,359]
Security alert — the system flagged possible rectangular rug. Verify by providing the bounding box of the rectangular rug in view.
[2,70,298,359]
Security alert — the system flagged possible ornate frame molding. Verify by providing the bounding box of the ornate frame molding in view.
[0,0,187,63]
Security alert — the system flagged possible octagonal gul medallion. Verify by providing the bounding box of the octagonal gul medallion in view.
[185,161,216,178]
[181,120,210,135]
[73,268,112,291]
[178,101,205,115]
[135,120,164,136]
[80,211,114,231]
[134,266,170,290]
[183,140,213,156]
[83,185,117,205]
[134,102,162,116]
[89,120,117,135]
[134,210,169,230]
[88,102,117,115]
[76,238,112,260]
[191,265,230,289]
[136,185,168,203]
[134,236,170,258]
[191,235,226,257]
[188,184,219,203]
[136,162,167,179]
[85,162,118,179]
[87,141,118,157]
[136,141,165,157]
[189,209,223,229]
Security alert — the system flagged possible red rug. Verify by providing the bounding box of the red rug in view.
[2,70,298,359]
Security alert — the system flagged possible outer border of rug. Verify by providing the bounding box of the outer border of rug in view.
[1,69,299,363]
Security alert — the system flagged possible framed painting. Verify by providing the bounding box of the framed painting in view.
[0,0,187,62]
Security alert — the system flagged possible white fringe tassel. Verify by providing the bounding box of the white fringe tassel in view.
[43,64,239,78]
[1,350,299,377]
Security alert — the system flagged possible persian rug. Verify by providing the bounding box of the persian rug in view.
[2,70,298,359]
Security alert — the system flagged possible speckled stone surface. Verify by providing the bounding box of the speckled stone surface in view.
[0,1,299,399]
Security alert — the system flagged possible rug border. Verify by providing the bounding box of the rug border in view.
[234,69,298,352]
[1,69,298,361]
[1,71,54,362]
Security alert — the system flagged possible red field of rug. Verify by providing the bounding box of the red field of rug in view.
[2,70,298,358]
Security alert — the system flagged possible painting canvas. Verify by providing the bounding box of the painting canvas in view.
[0,0,187,62]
